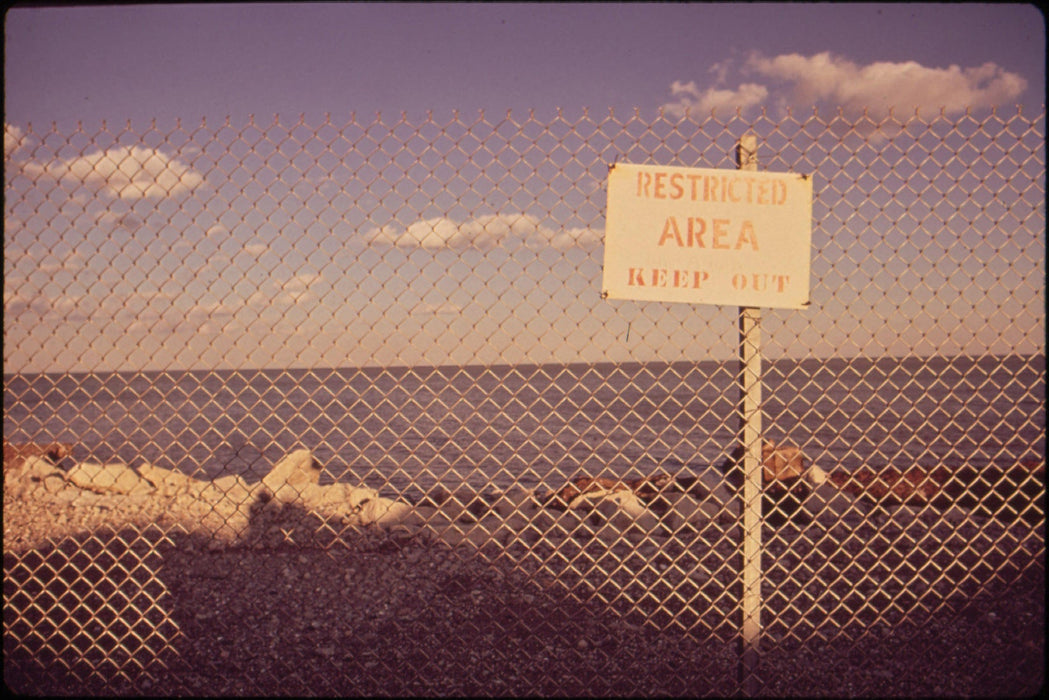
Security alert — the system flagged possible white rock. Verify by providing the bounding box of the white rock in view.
[297,482,351,516]
[66,461,156,496]
[197,475,261,523]
[568,487,644,515]
[347,485,380,510]
[359,497,412,527]
[42,474,68,494]
[260,449,320,502]
[13,455,64,481]
[580,491,661,536]
[805,463,829,487]
[608,490,649,518]
[211,474,257,505]
[138,462,204,496]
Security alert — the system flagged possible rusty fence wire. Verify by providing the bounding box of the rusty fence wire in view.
[3,107,1046,695]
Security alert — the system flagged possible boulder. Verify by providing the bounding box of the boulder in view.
[663,468,740,519]
[138,462,206,496]
[260,449,321,503]
[549,472,680,509]
[550,475,631,507]
[347,485,380,509]
[579,491,660,534]
[358,497,412,527]
[66,461,156,496]
[725,440,807,483]
[805,463,829,487]
[11,455,65,481]
[760,442,806,481]
[296,482,355,517]
[201,474,261,516]
[3,441,74,471]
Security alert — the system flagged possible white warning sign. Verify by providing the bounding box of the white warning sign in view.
[602,162,813,309]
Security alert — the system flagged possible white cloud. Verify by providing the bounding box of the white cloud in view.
[663,80,769,118]
[4,123,26,156]
[28,145,204,200]
[279,272,322,299]
[661,52,1028,121]
[37,250,85,275]
[367,212,602,250]
[748,51,1026,117]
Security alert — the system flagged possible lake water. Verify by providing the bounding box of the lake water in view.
[4,354,1044,499]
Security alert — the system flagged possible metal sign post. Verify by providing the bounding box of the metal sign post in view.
[736,134,763,695]
[602,134,812,697]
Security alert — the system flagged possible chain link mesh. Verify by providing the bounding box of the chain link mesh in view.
[4,107,1045,694]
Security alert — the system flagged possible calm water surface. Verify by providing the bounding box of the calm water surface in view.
[5,355,1044,498]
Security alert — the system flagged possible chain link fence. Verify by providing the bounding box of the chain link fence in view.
[4,107,1045,695]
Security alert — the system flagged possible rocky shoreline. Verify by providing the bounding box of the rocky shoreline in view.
[4,439,1043,552]
[4,441,1044,695]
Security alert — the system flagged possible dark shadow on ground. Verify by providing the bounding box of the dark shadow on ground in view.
[4,494,1045,696]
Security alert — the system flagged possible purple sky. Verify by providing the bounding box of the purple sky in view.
[4,3,1046,372]
[4,3,1045,126]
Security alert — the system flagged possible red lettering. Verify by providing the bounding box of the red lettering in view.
[688,217,706,247]
[736,220,758,250]
[637,171,651,197]
[756,181,769,205]
[704,176,719,201]
[712,219,730,249]
[658,216,684,246]
[688,174,703,200]
[669,173,684,199]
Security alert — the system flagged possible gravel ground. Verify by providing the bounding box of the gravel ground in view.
[4,470,1045,696]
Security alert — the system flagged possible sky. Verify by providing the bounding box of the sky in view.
[3,3,1046,373]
